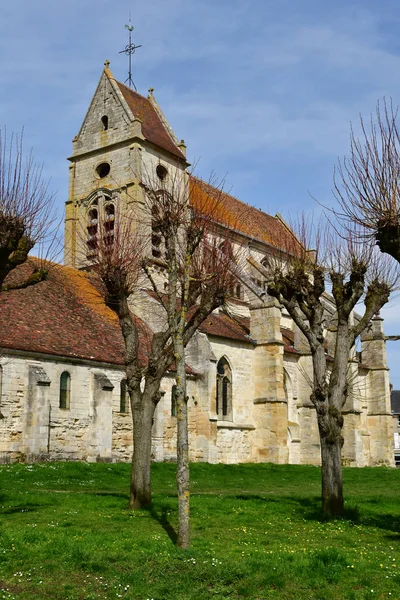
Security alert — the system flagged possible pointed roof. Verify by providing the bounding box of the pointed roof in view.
[116,80,186,160]
[73,63,186,161]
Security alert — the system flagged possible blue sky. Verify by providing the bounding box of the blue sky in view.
[2,0,400,385]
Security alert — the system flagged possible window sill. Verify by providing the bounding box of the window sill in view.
[216,421,255,430]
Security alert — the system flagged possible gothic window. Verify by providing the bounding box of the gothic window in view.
[104,203,115,247]
[216,357,232,421]
[120,379,129,413]
[87,202,98,258]
[151,205,162,259]
[59,372,71,409]
[101,115,109,131]
[171,385,177,417]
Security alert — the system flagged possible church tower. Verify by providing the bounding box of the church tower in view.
[64,61,188,268]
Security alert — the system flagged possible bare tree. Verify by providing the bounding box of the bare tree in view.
[89,170,236,541]
[334,99,400,263]
[142,170,237,548]
[0,128,57,289]
[266,218,395,517]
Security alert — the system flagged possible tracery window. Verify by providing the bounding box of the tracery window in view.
[104,203,115,248]
[86,197,116,259]
[59,372,71,410]
[216,357,232,421]
[86,202,98,258]
[151,205,162,259]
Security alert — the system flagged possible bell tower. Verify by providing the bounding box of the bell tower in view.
[64,61,187,268]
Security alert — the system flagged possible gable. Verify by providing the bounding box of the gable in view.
[73,69,134,156]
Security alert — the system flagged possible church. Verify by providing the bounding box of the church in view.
[0,63,394,467]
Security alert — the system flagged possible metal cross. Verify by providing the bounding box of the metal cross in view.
[119,18,142,90]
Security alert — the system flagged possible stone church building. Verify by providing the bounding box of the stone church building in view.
[0,63,394,466]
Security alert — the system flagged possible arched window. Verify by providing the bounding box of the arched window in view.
[171,385,177,417]
[151,205,162,258]
[59,372,71,409]
[120,379,129,413]
[87,202,98,258]
[216,357,232,421]
[101,115,109,131]
[104,203,115,248]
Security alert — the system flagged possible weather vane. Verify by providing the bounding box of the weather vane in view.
[119,15,142,90]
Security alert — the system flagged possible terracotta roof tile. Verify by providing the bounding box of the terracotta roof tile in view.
[0,261,246,370]
[199,312,255,344]
[0,260,148,366]
[281,327,299,355]
[190,176,302,253]
[116,82,185,160]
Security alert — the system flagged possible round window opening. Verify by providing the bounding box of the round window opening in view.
[96,162,111,178]
[156,164,168,181]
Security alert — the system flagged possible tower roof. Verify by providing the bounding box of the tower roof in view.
[116,80,185,160]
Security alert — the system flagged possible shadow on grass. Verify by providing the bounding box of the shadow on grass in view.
[1,503,42,515]
[148,505,178,544]
[93,491,128,499]
[270,495,363,523]
[232,494,283,502]
[362,512,400,535]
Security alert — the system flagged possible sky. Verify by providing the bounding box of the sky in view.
[2,0,400,385]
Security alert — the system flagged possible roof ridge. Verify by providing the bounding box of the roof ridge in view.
[115,79,149,103]
[147,88,181,147]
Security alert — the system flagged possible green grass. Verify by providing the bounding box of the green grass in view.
[0,462,400,599]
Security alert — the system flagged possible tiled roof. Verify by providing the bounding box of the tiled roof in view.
[189,176,302,253]
[0,261,253,367]
[281,327,299,355]
[145,290,254,345]
[0,261,147,366]
[199,312,255,344]
[116,82,185,160]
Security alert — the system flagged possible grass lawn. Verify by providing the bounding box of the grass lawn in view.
[0,462,399,599]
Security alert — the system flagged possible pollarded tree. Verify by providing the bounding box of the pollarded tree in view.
[141,169,237,548]
[0,128,56,289]
[266,219,396,517]
[334,98,400,264]
[90,170,236,533]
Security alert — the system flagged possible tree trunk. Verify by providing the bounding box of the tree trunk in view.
[318,413,344,518]
[129,389,157,509]
[175,338,190,548]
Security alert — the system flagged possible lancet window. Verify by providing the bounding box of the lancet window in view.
[216,357,232,421]
[59,371,71,410]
